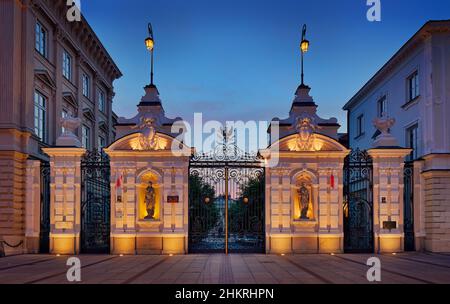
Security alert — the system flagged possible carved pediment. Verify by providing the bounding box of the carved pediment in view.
[83,108,96,122]
[269,133,349,153]
[105,132,191,156]
[35,69,56,89]
[63,92,78,109]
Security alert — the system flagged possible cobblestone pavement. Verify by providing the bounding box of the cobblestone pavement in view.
[1,252,450,284]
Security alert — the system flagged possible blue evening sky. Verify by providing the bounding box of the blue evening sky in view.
[82,0,450,132]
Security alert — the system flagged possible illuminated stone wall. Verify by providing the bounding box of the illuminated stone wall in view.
[262,135,350,254]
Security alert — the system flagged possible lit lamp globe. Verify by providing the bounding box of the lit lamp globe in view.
[243,197,249,204]
[300,39,309,53]
[145,37,154,51]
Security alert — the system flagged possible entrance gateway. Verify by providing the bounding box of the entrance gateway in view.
[42,83,412,256]
[188,130,265,254]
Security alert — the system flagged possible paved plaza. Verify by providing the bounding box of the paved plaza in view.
[1,252,450,284]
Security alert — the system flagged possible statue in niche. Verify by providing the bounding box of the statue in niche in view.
[298,183,310,220]
[144,182,156,220]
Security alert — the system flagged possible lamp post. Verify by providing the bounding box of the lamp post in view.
[145,23,155,86]
[300,24,310,86]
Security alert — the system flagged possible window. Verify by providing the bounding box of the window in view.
[35,21,47,57]
[82,74,90,97]
[406,124,419,161]
[61,110,68,134]
[63,50,72,81]
[377,96,387,117]
[98,136,106,150]
[82,125,91,150]
[356,114,365,138]
[407,71,419,102]
[98,90,106,113]
[34,91,47,142]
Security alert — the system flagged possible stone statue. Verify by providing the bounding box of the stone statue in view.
[298,184,310,220]
[144,182,156,220]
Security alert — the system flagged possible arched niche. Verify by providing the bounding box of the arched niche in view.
[291,169,319,222]
[136,169,163,221]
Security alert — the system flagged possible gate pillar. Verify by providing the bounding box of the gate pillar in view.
[42,148,86,255]
[368,148,411,253]
[42,117,86,254]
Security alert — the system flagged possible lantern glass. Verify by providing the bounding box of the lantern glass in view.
[145,37,154,51]
[300,39,309,53]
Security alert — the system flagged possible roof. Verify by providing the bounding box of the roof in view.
[343,20,450,111]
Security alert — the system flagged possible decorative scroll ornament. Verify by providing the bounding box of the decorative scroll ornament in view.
[191,127,262,163]
[131,117,163,151]
[294,114,319,151]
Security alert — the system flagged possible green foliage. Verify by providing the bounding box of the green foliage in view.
[229,176,264,233]
[188,174,220,239]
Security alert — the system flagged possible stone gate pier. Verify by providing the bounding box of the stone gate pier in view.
[104,85,191,255]
[261,84,350,254]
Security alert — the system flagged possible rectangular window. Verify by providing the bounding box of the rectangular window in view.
[406,124,419,161]
[377,96,387,117]
[35,21,47,57]
[98,136,106,150]
[82,74,90,97]
[356,114,365,138]
[98,90,106,113]
[82,125,91,150]
[34,91,47,142]
[63,50,72,81]
[407,71,419,102]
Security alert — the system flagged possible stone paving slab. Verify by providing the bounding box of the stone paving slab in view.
[0,253,450,284]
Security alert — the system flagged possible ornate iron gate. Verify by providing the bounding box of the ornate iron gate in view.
[39,161,51,253]
[188,133,265,254]
[343,149,374,253]
[404,161,415,251]
[80,151,111,254]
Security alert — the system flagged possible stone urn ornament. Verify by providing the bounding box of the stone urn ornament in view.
[372,116,399,147]
[56,112,82,147]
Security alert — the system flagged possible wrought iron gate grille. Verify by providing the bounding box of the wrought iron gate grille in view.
[39,161,51,254]
[343,149,374,253]
[188,134,265,254]
[404,161,415,251]
[80,151,111,254]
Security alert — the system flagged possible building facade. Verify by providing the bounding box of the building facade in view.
[344,20,450,252]
[0,0,121,255]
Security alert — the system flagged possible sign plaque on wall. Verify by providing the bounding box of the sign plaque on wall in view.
[383,221,397,230]
[167,195,179,203]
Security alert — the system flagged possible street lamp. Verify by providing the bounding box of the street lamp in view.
[145,23,155,85]
[300,24,310,86]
